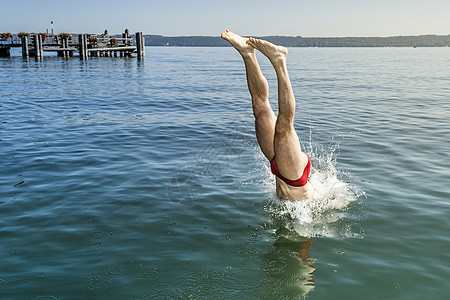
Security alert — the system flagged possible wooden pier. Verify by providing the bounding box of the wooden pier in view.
[0,29,145,59]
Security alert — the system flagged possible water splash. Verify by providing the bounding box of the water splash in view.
[263,141,365,239]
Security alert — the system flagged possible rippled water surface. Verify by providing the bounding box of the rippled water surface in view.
[1,47,449,299]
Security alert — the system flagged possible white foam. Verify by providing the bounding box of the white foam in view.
[261,142,364,239]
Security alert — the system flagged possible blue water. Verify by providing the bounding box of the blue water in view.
[1,46,449,299]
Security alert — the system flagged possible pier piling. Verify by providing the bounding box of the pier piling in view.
[79,34,88,60]
[0,45,10,57]
[63,37,69,58]
[21,36,29,57]
[136,32,145,59]
[39,35,43,57]
[33,34,43,58]
[32,34,38,56]
[122,29,129,45]
[57,36,70,58]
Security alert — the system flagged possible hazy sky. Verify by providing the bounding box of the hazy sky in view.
[1,0,450,37]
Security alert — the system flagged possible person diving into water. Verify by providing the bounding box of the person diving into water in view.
[221,30,317,201]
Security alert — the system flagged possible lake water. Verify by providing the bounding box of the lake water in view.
[1,46,449,299]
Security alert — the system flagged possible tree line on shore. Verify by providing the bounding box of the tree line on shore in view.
[143,34,450,47]
[3,32,449,47]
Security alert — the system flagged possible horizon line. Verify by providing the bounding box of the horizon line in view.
[149,33,450,38]
[2,30,450,38]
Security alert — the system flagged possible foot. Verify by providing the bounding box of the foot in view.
[221,30,254,57]
[247,38,288,66]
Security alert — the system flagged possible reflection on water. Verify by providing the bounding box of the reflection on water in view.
[264,226,316,299]
[260,141,365,299]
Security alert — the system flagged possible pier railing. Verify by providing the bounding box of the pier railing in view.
[0,29,145,59]
[1,34,131,47]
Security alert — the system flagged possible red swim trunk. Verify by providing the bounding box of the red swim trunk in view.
[270,153,311,187]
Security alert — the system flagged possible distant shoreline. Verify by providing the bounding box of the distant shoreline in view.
[142,34,450,47]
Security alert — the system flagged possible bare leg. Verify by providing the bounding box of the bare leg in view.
[221,30,276,160]
[247,38,307,180]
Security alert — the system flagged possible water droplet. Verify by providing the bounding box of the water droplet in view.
[152,283,172,292]
[199,270,226,281]
[306,258,317,264]
[22,274,46,284]
[217,222,232,228]
[32,296,58,300]
[136,270,159,279]
[167,221,178,227]
[88,279,112,290]
[107,267,124,276]
[263,261,288,275]
[243,277,265,289]
[334,249,345,255]
[394,282,403,289]
[142,288,179,300]
[177,261,194,268]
